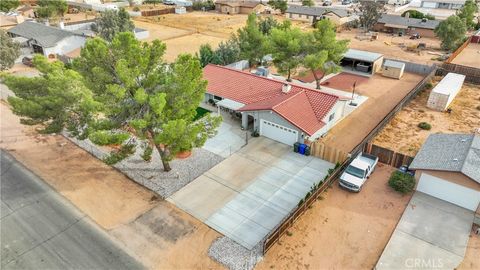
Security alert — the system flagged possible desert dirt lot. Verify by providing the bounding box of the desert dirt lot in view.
[336,28,445,65]
[459,230,480,270]
[257,164,412,270]
[134,12,250,61]
[451,42,480,68]
[0,102,224,269]
[372,79,480,156]
[320,72,424,153]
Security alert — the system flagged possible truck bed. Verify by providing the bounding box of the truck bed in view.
[357,152,378,167]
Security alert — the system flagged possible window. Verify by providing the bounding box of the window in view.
[329,113,335,122]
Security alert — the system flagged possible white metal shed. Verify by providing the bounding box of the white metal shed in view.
[427,72,465,111]
[381,60,405,79]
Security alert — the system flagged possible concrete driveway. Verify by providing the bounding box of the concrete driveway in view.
[168,137,334,249]
[376,192,474,270]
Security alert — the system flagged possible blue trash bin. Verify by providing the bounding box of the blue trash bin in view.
[299,144,306,155]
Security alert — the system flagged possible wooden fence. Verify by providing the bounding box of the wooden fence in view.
[141,8,175,16]
[446,36,471,63]
[363,143,414,168]
[263,158,350,253]
[350,67,437,155]
[436,63,480,85]
[309,141,349,164]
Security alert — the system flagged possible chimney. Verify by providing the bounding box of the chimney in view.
[405,12,410,18]
[59,20,65,29]
[45,19,50,26]
[282,83,292,93]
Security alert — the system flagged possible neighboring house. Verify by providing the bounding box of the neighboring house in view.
[420,0,465,9]
[409,133,480,211]
[373,14,440,38]
[17,5,35,18]
[340,49,384,76]
[0,15,25,30]
[203,64,350,145]
[7,21,87,57]
[215,1,267,14]
[285,5,357,26]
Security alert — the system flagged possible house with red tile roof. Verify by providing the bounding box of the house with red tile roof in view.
[203,64,349,145]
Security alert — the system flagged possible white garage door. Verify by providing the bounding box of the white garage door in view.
[417,173,480,211]
[260,119,298,146]
[422,1,437,7]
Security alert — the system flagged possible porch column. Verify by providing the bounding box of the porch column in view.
[241,112,248,130]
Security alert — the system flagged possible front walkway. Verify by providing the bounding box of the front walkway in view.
[168,137,334,250]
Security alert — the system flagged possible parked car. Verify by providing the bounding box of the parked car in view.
[323,0,332,6]
[410,33,421,39]
[397,165,415,176]
[342,0,352,4]
[163,0,175,5]
[22,56,33,67]
[339,152,379,192]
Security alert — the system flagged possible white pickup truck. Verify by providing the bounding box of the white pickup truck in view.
[339,152,379,192]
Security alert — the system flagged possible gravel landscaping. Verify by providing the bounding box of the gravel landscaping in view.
[63,132,224,198]
[208,236,264,270]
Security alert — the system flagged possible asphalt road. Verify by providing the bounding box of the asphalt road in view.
[0,150,144,270]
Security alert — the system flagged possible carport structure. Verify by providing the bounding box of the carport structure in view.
[168,137,334,249]
[340,49,384,76]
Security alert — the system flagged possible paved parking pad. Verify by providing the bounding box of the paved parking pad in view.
[376,192,474,270]
[169,137,334,249]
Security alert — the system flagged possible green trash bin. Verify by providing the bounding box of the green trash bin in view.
[305,145,311,156]
[294,142,300,153]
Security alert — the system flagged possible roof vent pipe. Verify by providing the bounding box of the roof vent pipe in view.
[282,83,292,93]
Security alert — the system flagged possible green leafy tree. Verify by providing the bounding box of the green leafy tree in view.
[198,43,220,67]
[74,33,221,171]
[303,20,349,89]
[302,0,315,7]
[36,0,68,19]
[0,30,21,71]
[214,39,241,65]
[356,1,386,30]
[267,24,307,81]
[234,13,266,66]
[457,0,478,29]
[2,56,98,133]
[401,10,435,20]
[434,15,467,51]
[0,0,20,12]
[258,16,280,35]
[268,0,288,14]
[92,8,135,42]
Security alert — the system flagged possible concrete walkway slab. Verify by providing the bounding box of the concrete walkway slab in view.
[168,137,334,250]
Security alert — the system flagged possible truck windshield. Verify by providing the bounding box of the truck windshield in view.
[345,166,365,179]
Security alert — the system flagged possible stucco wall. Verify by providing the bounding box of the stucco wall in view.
[414,169,480,192]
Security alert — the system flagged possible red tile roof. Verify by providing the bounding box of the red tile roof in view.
[203,64,339,136]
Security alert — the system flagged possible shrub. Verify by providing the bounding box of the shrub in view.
[476,105,480,111]
[418,122,431,130]
[141,145,153,161]
[388,171,416,194]
[133,6,140,11]
[424,82,433,89]
[103,144,136,165]
[89,131,130,145]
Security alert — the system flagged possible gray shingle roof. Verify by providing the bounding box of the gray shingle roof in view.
[8,21,76,47]
[286,5,351,18]
[378,14,440,30]
[409,133,480,183]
